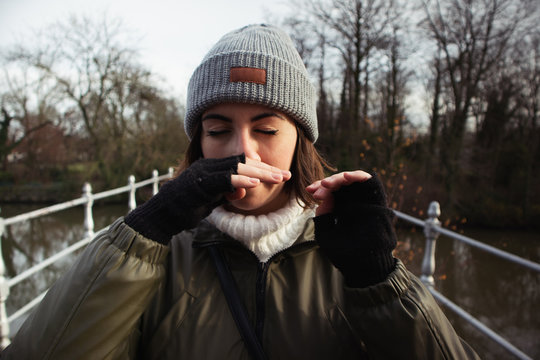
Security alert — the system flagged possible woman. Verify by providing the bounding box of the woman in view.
[3,24,479,359]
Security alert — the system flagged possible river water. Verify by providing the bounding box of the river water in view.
[1,203,539,359]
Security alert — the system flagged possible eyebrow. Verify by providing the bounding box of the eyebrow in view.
[252,112,287,121]
[201,114,231,122]
[201,112,286,122]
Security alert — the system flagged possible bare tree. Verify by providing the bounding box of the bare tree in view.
[421,0,536,198]
[520,32,540,220]
[3,15,183,186]
[0,60,60,171]
[304,0,397,132]
[0,108,51,172]
[373,23,412,167]
[281,12,339,156]
[281,0,407,170]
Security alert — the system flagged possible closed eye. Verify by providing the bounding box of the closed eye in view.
[206,129,230,136]
[255,129,279,135]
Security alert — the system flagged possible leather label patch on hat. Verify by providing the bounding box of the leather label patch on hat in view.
[230,67,266,84]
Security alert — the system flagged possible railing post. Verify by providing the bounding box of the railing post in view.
[0,214,11,349]
[168,167,174,179]
[128,175,137,212]
[420,201,441,288]
[83,182,94,239]
[152,170,159,195]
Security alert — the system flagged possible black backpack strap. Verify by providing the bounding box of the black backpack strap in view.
[207,245,267,360]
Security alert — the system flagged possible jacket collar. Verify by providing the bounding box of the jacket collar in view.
[192,220,235,245]
[191,218,316,259]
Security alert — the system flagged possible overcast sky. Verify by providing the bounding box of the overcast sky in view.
[0,0,430,127]
[0,0,289,100]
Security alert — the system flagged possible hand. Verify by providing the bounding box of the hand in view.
[306,170,372,216]
[227,157,292,201]
[310,171,397,287]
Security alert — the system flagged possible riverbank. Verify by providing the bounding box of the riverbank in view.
[0,182,154,206]
[0,182,81,203]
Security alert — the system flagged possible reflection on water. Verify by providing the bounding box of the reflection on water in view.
[441,230,540,359]
[1,204,539,359]
[1,204,128,317]
[396,225,540,359]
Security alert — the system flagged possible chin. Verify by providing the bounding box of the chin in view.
[228,186,286,215]
[228,196,270,215]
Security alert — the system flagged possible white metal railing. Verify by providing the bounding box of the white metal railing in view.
[0,168,174,349]
[0,181,538,358]
[394,201,539,360]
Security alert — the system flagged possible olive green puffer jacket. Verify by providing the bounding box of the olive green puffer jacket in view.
[3,218,479,359]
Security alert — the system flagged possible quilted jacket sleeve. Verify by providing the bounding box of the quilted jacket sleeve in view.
[2,218,169,360]
[314,174,480,359]
[343,261,480,359]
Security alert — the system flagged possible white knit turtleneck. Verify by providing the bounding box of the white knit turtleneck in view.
[206,197,315,263]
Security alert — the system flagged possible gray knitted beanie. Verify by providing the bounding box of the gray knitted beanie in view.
[185,24,318,142]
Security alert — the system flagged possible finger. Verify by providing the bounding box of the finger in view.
[320,173,349,190]
[312,185,334,201]
[238,162,290,184]
[238,163,283,183]
[320,170,371,190]
[343,170,372,183]
[306,180,322,193]
[244,157,292,180]
[312,187,335,215]
[231,174,260,189]
[225,188,246,201]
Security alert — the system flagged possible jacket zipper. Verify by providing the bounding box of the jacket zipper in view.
[253,241,315,342]
[196,239,317,343]
[255,261,269,342]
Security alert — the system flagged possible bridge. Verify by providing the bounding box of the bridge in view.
[0,170,538,359]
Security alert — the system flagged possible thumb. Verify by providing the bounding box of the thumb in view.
[225,187,247,201]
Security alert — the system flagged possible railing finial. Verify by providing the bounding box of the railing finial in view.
[0,213,10,349]
[128,175,137,212]
[152,170,159,195]
[428,201,441,218]
[421,201,441,288]
[83,182,94,239]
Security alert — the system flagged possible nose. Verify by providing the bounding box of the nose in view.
[234,129,261,161]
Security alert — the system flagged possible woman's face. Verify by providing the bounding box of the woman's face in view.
[201,103,297,215]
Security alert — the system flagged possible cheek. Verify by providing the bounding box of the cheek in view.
[283,140,296,164]
[263,134,297,168]
[200,139,211,158]
[200,138,223,158]
[283,129,298,164]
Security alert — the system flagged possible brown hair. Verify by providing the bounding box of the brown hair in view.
[176,122,334,208]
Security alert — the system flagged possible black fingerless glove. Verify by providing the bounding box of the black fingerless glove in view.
[314,173,397,288]
[124,154,245,244]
